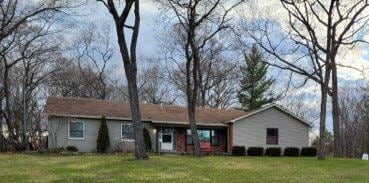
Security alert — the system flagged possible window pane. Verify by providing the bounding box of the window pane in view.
[70,122,83,131]
[162,134,172,143]
[186,129,192,144]
[70,130,83,138]
[199,130,210,147]
[186,129,191,135]
[267,128,278,145]
[122,124,134,140]
[186,129,218,145]
[163,128,172,133]
[212,130,219,146]
[198,130,210,142]
[69,122,83,138]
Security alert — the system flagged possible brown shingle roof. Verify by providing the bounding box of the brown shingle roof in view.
[43,96,247,126]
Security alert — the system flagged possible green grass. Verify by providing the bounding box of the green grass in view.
[0,153,368,182]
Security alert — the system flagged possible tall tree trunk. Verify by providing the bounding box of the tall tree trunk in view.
[318,84,328,160]
[187,99,201,156]
[106,0,148,160]
[318,63,332,160]
[126,68,148,160]
[118,43,148,160]
[185,46,202,156]
[331,63,342,157]
[184,13,202,156]
[22,83,27,146]
[0,98,3,151]
[3,66,15,143]
[198,67,206,107]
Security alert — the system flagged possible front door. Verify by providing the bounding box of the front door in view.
[161,128,174,151]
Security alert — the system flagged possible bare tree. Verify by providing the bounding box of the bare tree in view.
[166,54,239,109]
[160,24,239,109]
[138,58,176,104]
[97,0,148,160]
[279,92,319,126]
[73,24,114,100]
[239,0,369,159]
[280,0,369,158]
[0,0,70,147]
[205,61,239,109]
[339,85,369,158]
[48,57,115,99]
[18,39,60,147]
[157,0,242,156]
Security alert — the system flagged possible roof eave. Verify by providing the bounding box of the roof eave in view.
[151,120,228,127]
[46,114,151,122]
[45,113,228,126]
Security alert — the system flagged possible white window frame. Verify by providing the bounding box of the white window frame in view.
[121,123,135,141]
[68,121,85,140]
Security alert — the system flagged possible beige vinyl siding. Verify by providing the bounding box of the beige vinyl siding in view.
[233,107,309,149]
[48,117,156,152]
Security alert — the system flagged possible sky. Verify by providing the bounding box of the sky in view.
[66,1,369,139]
[71,1,369,79]
[69,1,160,61]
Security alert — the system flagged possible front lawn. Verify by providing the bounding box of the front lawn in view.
[0,153,368,182]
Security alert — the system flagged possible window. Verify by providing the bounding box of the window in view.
[266,128,278,145]
[186,129,219,146]
[211,130,219,146]
[69,121,84,139]
[162,134,172,143]
[186,129,193,145]
[121,124,134,140]
[198,130,210,143]
[162,128,173,143]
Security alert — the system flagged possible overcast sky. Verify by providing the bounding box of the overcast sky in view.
[67,1,369,138]
[71,1,369,79]
[69,1,159,60]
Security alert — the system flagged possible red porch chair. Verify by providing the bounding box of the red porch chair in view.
[200,142,213,155]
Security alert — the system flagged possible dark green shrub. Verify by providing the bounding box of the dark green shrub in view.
[247,147,264,156]
[143,127,152,151]
[265,147,281,156]
[15,143,27,151]
[301,147,317,157]
[232,146,246,156]
[284,147,300,156]
[36,149,47,154]
[46,147,64,154]
[66,146,78,152]
[97,116,110,153]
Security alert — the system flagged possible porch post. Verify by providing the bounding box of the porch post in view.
[159,126,162,153]
[155,126,158,153]
[227,123,233,153]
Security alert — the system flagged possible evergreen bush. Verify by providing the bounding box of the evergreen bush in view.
[97,116,110,153]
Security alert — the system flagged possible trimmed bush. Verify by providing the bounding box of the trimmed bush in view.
[143,127,152,151]
[284,147,300,156]
[247,147,264,156]
[66,146,78,152]
[265,147,281,156]
[301,147,317,157]
[97,116,110,153]
[44,148,64,154]
[232,146,246,156]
